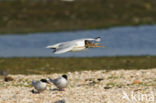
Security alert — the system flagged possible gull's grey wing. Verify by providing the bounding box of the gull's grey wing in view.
[32,81,36,86]
[54,42,75,54]
[80,37,101,42]
[49,78,61,86]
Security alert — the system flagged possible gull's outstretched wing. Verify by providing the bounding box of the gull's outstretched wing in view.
[54,42,75,54]
[80,37,101,42]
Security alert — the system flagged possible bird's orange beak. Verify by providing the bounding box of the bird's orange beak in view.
[46,81,50,84]
[92,43,105,48]
[85,42,105,48]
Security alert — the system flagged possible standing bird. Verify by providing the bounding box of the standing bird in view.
[46,37,104,54]
[32,79,49,93]
[0,70,14,82]
[49,75,68,91]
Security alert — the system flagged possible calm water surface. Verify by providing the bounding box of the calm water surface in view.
[0,25,156,57]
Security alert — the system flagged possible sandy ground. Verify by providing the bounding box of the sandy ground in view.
[0,69,156,103]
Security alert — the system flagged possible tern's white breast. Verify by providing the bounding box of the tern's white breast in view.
[72,47,86,51]
[56,77,68,88]
[33,81,46,91]
[71,40,86,51]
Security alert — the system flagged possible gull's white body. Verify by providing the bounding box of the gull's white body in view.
[32,81,47,92]
[49,77,68,90]
[46,37,101,54]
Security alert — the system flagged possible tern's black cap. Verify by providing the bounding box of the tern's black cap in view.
[40,79,48,83]
[62,74,68,80]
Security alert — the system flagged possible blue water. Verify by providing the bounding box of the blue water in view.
[0,25,156,57]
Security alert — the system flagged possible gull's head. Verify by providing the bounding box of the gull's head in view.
[40,79,50,84]
[85,39,104,48]
[95,37,101,42]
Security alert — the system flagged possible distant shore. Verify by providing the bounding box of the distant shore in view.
[0,0,156,34]
[0,56,156,74]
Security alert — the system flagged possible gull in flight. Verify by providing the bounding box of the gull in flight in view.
[46,37,104,54]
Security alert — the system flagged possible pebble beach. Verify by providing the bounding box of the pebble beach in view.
[0,69,156,103]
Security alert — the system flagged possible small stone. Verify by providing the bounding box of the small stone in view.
[133,80,140,84]
[104,87,112,89]
[4,76,14,82]
[55,99,65,103]
[85,78,93,81]
[97,78,103,81]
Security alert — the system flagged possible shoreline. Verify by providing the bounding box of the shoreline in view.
[1,56,156,74]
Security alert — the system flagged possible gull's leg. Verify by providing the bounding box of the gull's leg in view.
[59,88,65,91]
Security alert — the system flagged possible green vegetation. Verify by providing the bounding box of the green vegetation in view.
[0,56,156,74]
[0,0,156,34]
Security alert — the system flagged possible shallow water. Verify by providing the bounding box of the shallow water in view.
[0,25,156,57]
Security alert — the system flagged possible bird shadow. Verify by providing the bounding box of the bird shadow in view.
[49,88,65,91]
[49,88,59,91]
[31,89,40,94]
